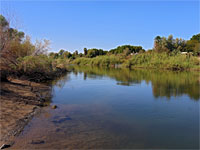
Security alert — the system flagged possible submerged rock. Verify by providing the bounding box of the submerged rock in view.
[30,140,45,144]
[0,144,11,149]
[55,128,61,132]
[51,105,57,109]
[0,141,14,149]
[51,115,72,124]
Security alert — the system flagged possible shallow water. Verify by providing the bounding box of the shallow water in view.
[12,67,199,149]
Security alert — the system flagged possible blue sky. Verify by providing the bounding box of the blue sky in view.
[1,0,199,53]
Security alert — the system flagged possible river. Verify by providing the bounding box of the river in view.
[11,66,199,149]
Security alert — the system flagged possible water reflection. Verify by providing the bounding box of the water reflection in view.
[50,73,71,88]
[11,66,199,149]
[71,66,199,100]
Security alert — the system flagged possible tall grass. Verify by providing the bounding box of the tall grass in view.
[123,52,199,70]
[72,55,124,67]
[72,52,200,70]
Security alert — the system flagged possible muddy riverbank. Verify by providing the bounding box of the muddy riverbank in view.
[0,78,52,148]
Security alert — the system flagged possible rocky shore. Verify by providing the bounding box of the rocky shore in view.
[0,78,52,148]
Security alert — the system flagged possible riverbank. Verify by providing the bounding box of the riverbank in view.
[0,78,52,148]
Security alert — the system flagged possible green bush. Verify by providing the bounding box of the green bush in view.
[13,55,67,82]
[17,55,53,73]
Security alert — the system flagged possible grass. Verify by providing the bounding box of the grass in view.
[72,52,200,71]
[72,55,124,67]
[124,52,200,70]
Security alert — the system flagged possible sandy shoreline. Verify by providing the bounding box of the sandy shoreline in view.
[0,79,52,148]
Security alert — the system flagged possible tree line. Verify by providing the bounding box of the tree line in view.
[49,34,200,60]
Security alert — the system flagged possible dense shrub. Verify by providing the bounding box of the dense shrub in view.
[12,55,67,82]
[109,45,144,54]
[17,55,53,73]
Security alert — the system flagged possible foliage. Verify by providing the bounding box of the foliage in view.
[86,48,107,58]
[190,33,200,42]
[84,48,88,55]
[0,14,26,69]
[153,34,200,55]
[0,15,50,64]
[58,49,65,56]
[0,15,65,81]
[15,55,67,82]
[72,52,199,71]
[185,34,200,55]
[109,45,144,55]
[72,55,123,67]
[63,51,72,59]
[123,52,199,70]
[17,55,53,73]
[49,52,59,59]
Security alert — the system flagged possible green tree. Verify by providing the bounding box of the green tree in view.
[190,33,200,42]
[86,48,107,58]
[0,15,9,28]
[84,48,88,55]
[63,51,72,59]
[49,52,59,59]
[186,34,200,55]
[109,45,143,54]
[59,49,65,57]
[166,34,174,52]
[123,47,131,56]
[154,36,162,52]
[74,50,78,56]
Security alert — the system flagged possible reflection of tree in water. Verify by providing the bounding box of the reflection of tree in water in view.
[149,71,200,100]
[84,72,87,80]
[49,73,71,100]
[51,73,70,89]
[73,66,199,100]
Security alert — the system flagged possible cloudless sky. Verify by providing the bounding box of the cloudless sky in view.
[1,0,199,53]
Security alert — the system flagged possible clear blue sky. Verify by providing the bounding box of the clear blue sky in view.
[1,0,199,53]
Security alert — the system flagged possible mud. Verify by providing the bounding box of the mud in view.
[0,78,52,147]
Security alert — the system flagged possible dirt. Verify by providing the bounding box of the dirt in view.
[0,78,52,147]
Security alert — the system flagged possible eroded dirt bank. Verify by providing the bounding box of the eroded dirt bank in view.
[0,78,52,148]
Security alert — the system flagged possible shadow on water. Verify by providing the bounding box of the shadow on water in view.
[71,65,200,101]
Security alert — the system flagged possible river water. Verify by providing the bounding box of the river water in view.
[12,66,199,149]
